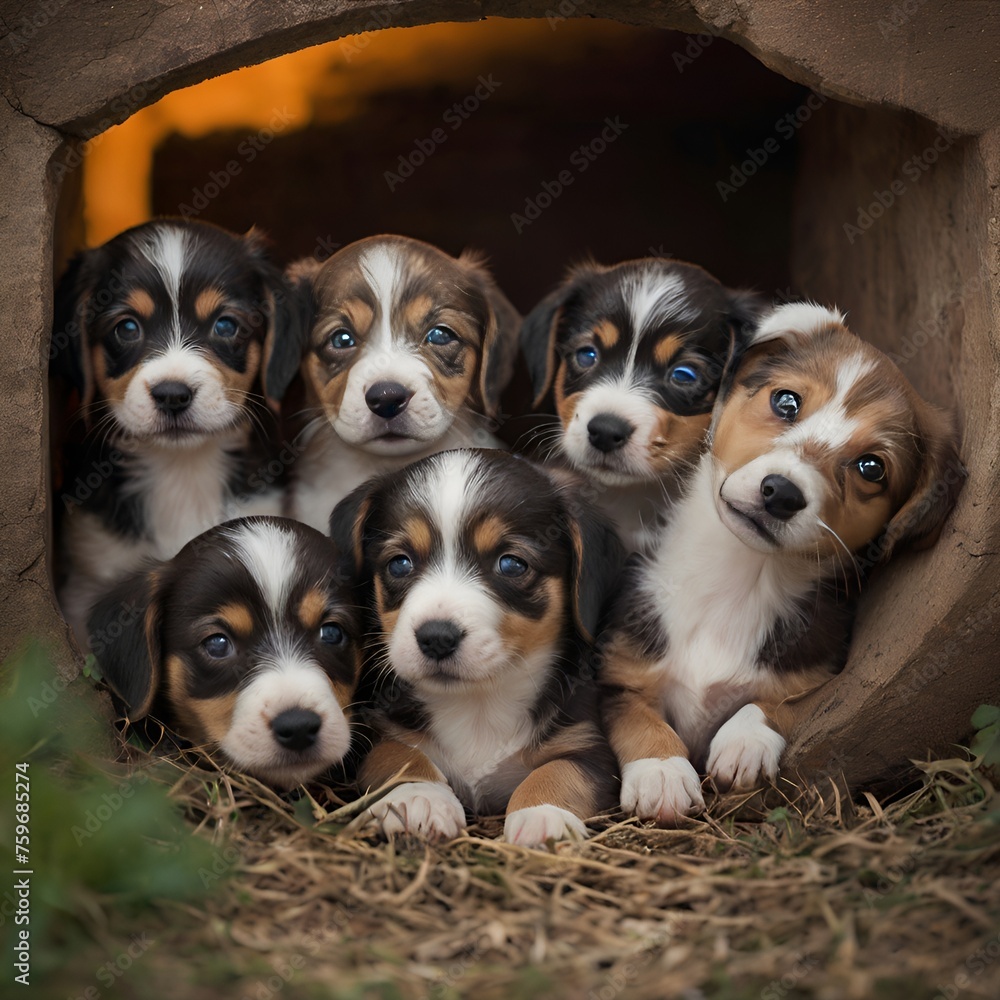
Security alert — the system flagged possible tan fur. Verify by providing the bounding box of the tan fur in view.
[359,738,447,789]
[648,410,711,473]
[216,602,254,637]
[471,515,508,555]
[498,578,565,656]
[652,333,684,366]
[592,320,620,349]
[506,758,601,818]
[194,287,225,322]
[296,589,327,631]
[125,288,155,319]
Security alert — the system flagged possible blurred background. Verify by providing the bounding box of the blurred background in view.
[80,18,810,312]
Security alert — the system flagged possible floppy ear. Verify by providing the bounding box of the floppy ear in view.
[329,480,377,576]
[457,251,521,421]
[878,402,965,561]
[748,301,846,350]
[242,229,306,410]
[86,569,163,719]
[561,489,627,643]
[50,250,102,421]
[725,288,766,347]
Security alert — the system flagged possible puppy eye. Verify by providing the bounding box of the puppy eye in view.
[855,454,886,483]
[669,365,699,385]
[387,555,414,578]
[771,389,801,422]
[575,345,599,369]
[425,325,458,346]
[497,554,528,577]
[114,317,142,345]
[213,316,240,339]
[329,329,356,350]
[202,633,232,659]
[319,621,346,645]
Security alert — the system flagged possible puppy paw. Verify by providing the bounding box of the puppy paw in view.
[503,805,588,846]
[620,757,705,825]
[707,704,785,791]
[366,781,467,841]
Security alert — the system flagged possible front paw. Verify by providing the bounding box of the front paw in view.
[504,804,588,846]
[707,704,785,791]
[366,781,467,841]
[620,757,705,825]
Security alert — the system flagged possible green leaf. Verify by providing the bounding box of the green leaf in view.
[971,705,1000,729]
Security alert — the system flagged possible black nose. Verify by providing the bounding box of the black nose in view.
[150,380,194,414]
[270,708,322,752]
[415,620,464,661]
[587,414,634,453]
[760,474,808,520]
[365,381,413,419]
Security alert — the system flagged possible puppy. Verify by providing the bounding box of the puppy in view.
[285,235,521,531]
[52,219,303,644]
[87,516,361,787]
[598,303,964,822]
[520,258,761,552]
[331,449,625,846]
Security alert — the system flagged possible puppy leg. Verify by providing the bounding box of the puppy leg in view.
[504,758,605,846]
[706,700,791,791]
[603,687,704,825]
[359,739,467,842]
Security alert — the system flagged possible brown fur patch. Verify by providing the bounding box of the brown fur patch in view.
[553,359,579,429]
[373,578,400,637]
[592,320,620,349]
[216,602,254,637]
[297,589,327,631]
[499,578,565,657]
[647,410,711,474]
[471,515,507,555]
[525,721,603,769]
[125,288,155,319]
[652,334,683,367]
[401,516,434,561]
[507,759,599,818]
[183,692,239,746]
[358,738,446,789]
[194,287,225,322]
[403,294,435,332]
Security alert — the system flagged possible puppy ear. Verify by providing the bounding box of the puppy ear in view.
[879,402,965,561]
[87,570,163,719]
[50,250,101,421]
[748,301,846,350]
[725,288,766,345]
[561,489,626,642]
[458,251,521,421]
[329,481,376,576]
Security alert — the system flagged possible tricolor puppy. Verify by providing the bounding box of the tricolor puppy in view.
[53,219,302,645]
[521,258,761,551]
[599,303,964,822]
[87,517,361,787]
[285,235,521,531]
[331,449,625,847]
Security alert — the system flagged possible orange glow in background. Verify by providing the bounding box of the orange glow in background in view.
[82,19,640,245]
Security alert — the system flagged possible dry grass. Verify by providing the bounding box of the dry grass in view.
[58,742,1000,1000]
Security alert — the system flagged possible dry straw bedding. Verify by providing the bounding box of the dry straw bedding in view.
[94,748,1000,1000]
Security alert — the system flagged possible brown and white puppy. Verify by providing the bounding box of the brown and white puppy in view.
[331,449,625,847]
[521,258,761,552]
[285,235,521,531]
[87,516,361,787]
[52,219,303,645]
[598,303,964,823]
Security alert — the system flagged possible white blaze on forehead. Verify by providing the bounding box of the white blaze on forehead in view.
[751,302,845,347]
[622,269,696,374]
[358,243,406,352]
[226,520,299,617]
[780,353,876,453]
[137,226,189,333]
[408,450,485,559]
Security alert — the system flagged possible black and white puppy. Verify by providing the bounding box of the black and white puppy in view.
[52,219,302,645]
[88,516,361,787]
[599,303,964,823]
[332,449,625,846]
[285,235,521,531]
[521,258,761,551]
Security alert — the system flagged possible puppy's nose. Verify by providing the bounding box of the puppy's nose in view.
[365,381,413,419]
[587,414,634,453]
[760,474,807,520]
[270,708,322,751]
[150,380,194,414]
[415,620,465,661]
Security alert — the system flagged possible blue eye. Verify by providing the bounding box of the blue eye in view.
[575,345,598,369]
[670,365,699,385]
[387,555,413,578]
[202,634,232,659]
[329,329,356,349]
[213,316,239,339]
[425,326,458,346]
[771,389,801,422]
[114,317,142,345]
[856,455,886,483]
[497,554,528,577]
[320,621,346,645]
